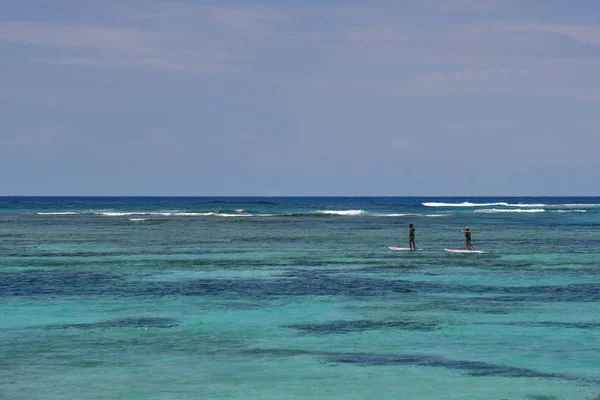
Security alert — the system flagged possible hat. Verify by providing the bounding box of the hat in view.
[465,227,469,230]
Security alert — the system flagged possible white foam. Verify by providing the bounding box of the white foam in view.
[423,201,600,208]
[552,210,587,213]
[129,218,148,221]
[373,213,413,217]
[562,204,600,207]
[95,211,215,217]
[37,212,79,215]
[215,213,253,217]
[422,202,546,207]
[509,203,546,207]
[317,210,365,216]
[474,208,545,213]
[423,202,510,207]
[97,212,143,216]
[372,213,448,217]
[174,212,216,216]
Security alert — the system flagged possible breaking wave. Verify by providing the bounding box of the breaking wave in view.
[422,202,545,207]
[372,213,448,217]
[35,209,452,218]
[474,208,546,213]
[37,212,79,215]
[316,210,366,216]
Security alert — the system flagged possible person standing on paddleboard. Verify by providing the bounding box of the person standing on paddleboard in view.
[462,227,472,250]
[409,223,416,250]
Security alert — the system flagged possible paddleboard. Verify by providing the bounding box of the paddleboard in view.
[389,246,416,251]
[444,248,485,254]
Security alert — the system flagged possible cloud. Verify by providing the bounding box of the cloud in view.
[2,2,600,95]
[37,56,234,73]
[345,27,409,42]
[373,71,600,100]
[420,0,508,13]
[0,21,156,51]
[210,5,287,32]
[128,2,290,40]
[0,20,234,72]
[292,16,600,100]
[491,22,600,46]
[412,69,528,84]
[390,138,416,152]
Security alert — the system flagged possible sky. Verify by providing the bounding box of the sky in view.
[1,0,600,196]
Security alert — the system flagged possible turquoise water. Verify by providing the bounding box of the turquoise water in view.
[1,197,599,399]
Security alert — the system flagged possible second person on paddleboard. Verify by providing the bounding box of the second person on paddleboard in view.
[461,227,472,250]
[409,223,416,250]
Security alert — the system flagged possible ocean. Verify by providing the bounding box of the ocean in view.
[1,196,599,399]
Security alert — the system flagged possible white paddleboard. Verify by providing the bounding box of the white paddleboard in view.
[444,248,485,254]
[389,246,417,251]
